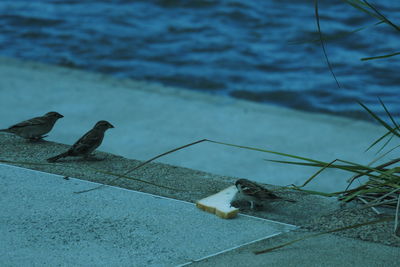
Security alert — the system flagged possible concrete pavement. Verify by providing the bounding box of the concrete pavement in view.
[0,57,398,266]
[0,56,389,193]
[0,160,397,266]
[0,164,296,266]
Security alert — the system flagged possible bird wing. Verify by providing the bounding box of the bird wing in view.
[70,129,103,154]
[9,116,46,129]
[242,180,280,200]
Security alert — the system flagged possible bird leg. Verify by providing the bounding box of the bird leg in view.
[84,154,105,161]
[29,135,48,141]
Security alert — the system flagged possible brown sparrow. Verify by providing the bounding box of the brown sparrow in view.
[47,120,114,162]
[232,178,295,209]
[0,111,63,140]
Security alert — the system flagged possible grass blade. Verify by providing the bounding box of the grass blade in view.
[314,0,341,88]
[207,140,326,165]
[361,51,400,61]
[379,97,399,130]
[289,21,383,45]
[337,158,395,179]
[288,186,339,197]
[395,195,400,237]
[375,133,395,154]
[298,159,338,187]
[0,159,180,192]
[365,131,392,152]
[266,159,369,170]
[342,0,379,18]
[73,168,183,194]
[358,101,400,138]
[362,0,400,32]
[267,158,383,180]
[75,139,209,194]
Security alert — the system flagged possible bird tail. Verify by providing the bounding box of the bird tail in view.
[47,152,69,163]
[0,129,9,132]
[283,198,296,203]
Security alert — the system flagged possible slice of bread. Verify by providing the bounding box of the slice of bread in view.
[196,185,239,219]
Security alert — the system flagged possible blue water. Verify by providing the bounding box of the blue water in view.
[0,0,399,120]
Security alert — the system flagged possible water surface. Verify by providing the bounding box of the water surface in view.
[0,0,399,120]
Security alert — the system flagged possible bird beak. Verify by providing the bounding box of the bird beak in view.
[109,123,115,128]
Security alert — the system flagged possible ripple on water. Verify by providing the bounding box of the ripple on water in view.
[0,0,398,119]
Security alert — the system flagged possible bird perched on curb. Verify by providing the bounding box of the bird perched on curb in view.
[0,111,64,141]
[232,178,295,209]
[47,120,114,162]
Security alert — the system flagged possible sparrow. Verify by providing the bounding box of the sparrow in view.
[232,178,295,209]
[47,120,114,162]
[0,111,64,140]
